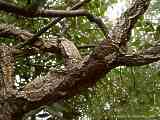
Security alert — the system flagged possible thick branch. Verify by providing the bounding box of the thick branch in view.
[0,24,97,51]
[0,0,91,17]
[30,0,92,41]
[117,44,160,66]
[15,0,151,111]
[0,24,60,55]
[109,0,151,50]
[0,24,33,40]
[0,0,152,119]
[15,0,150,101]
[0,0,107,47]
[0,24,82,69]
[0,1,89,18]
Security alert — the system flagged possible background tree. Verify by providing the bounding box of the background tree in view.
[0,0,160,120]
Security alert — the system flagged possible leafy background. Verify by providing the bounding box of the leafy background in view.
[0,0,160,119]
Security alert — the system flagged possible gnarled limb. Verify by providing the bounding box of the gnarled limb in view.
[0,24,60,55]
[0,1,155,120]
[117,43,160,66]
[14,0,151,112]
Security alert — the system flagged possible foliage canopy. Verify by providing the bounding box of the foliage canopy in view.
[0,0,160,120]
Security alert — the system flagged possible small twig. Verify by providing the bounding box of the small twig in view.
[77,44,97,49]
[16,0,92,48]
[16,13,108,48]
[87,15,108,38]
[33,0,92,38]
[60,18,69,34]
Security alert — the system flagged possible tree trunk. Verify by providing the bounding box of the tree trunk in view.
[0,103,18,120]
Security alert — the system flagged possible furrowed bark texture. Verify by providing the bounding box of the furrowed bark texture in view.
[0,0,159,120]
